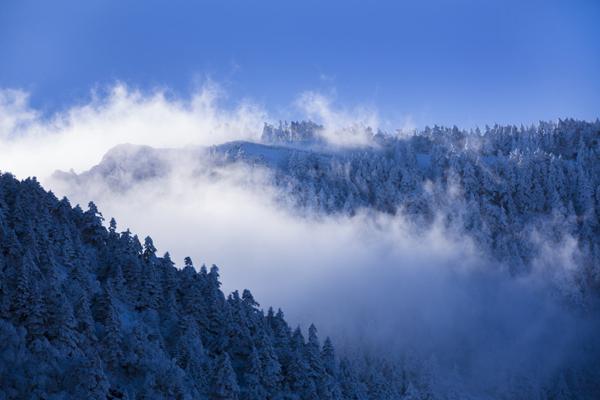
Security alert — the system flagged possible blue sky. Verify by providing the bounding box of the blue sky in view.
[1,0,599,128]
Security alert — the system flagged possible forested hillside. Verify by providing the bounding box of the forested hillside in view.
[8,119,600,399]
[58,119,600,291]
[0,174,402,399]
[263,120,600,280]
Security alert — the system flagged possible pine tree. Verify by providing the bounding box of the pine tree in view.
[321,337,343,400]
[211,353,240,400]
[12,252,33,324]
[26,279,46,342]
[306,324,326,396]
[97,289,123,369]
[45,283,77,348]
[143,236,157,263]
[241,346,267,400]
[339,358,369,400]
[256,331,282,396]
[173,316,210,394]
[287,327,318,400]
[81,201,106,245]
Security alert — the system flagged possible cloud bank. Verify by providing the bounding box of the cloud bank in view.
[2,84,598,397]
[0,84,266,178]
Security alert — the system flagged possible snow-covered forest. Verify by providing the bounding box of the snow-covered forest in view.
[58,119,600,294]
[261,120,600,288]
[0,174,387,399]
[2,0,598,397]
[1,119,600,399]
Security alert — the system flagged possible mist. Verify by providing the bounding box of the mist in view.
[1,84,598,396]
[46,157,598,396]
[0,84,266,178]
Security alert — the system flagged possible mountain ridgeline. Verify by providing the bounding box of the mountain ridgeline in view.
[261,120,600,285]
[57,119,600,292]
[0,174,393,399]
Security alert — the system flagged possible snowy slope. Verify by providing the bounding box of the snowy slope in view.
[53,119,600,282]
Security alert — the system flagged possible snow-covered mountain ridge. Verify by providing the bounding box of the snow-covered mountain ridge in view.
[54,119,600,289]
[2,118,599,399]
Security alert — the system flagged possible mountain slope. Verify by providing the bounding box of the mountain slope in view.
[55,119,600,287]
[0,173,401,399]
[3,114,600,398]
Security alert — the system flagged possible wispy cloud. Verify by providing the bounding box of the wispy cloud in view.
[295,91,380,146]
[0,83,266,179]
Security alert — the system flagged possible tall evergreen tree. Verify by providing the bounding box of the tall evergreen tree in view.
[211,353,240,400]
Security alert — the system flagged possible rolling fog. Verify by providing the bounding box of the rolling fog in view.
[1,84,598,395]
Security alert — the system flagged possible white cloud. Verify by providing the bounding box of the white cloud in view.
[0,84,393,179]
[295,91,380,146]
[0,89,38,139]
[0,83,267,179]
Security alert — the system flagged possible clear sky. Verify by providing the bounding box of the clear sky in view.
[1,0,599,128]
